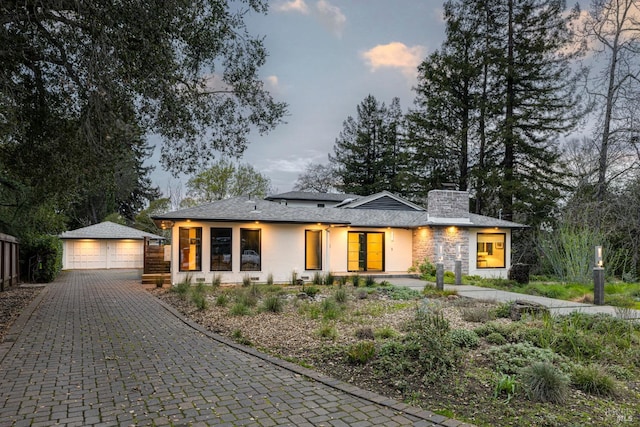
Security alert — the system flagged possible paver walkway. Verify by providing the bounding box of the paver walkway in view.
[0,270,471,427]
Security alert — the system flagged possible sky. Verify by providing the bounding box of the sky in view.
[148,0,448,196]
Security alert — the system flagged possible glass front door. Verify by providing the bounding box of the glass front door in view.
[347,232,384,272]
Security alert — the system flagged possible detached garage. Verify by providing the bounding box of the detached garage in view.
[61,222,165,270]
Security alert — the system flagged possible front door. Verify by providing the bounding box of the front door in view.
[347,232,384,272]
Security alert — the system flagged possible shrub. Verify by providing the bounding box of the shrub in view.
[266,273,274,286]
[215,293,229,307]
[211,274,221,288]
[521,362,569,403]
[290,270,298,286]
[323,272,335,286]
[351,274,361,287]
[487,342,569,375]
[338,275,348,286]
[191,292,207,310]
[508,263,530,284]
[365,275,376,287]
[235,290,258,307]
[316,323,338,340]
[493,301,513,318]
[174,282,190,299]
[242,275,252,287]
[485,332,507,345]
[312,271,323,285]
[334,287,348,304]
[374,326,397,339]
[571,364,618,396]
[347,341,376,364]
[321,298,341,320]
[21,234,63,283]
[381,285,421,300]
[261,295,284,313]
[448,329,479,348]
[355,327,375,340]
[303,285,320,298]
[248,284,261,300]
[356,289,368,300]
[230,302,251,316]
[417,258,437,278]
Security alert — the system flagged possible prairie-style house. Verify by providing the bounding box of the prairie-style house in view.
[153,190,527,285]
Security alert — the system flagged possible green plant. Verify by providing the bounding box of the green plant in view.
[422,284,458,298]
[351,274,361,287]
[571,364,618,396]
[338,275,348,287]
[321,298,341,320]
[365,275,376,287]
[22,234,63,283]
[448,329,480,348]
[460,306,496,323]
[355,327,375,340]
[231,329,252,345]
[485,332,507,345]
[346,341,376,364]
[303,285,320,298]
[494,301,513,318]
[494,374,517,403]
[191,292,207,310]
[211,274,221,288]
[323,272,335,286]
[242,274,252,287]
[312,271,323,285]
[374,326,398,339]
[380,285,421,300]
[316,323,338,340]
[334,287,348,304]
[416,258,436,278]
[230,302,251,316]
[487,342,569,375]
[290,270,298,286]
[261,295,284,313]
[249,283,261,299]
[174,281,190,299]
[266,273,274,286]
[155,276,165,288]
[520,362,569,403]
[215,293,229,307]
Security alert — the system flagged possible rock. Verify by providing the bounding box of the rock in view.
[509,300,549,321]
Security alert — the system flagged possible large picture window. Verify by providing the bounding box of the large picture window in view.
[476,233,505,268]
[179,227,202,271]
[305,230,322,270]
[211,228,232,271]
[240,229,261,271]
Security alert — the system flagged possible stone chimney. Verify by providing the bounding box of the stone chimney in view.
[427,190,470,220]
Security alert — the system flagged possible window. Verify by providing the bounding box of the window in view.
[476,233,506,268]
[240,229,261,271]
[179,227,202,271]
[347,231,384,272]
[211,228,232,271]
[305,230,322,270]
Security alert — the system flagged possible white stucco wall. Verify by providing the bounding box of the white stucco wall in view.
[169,221,414,285]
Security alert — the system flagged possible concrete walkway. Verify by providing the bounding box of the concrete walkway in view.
[0,270,472,427]
[392,278,640,319]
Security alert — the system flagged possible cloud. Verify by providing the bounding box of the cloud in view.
[315,0,346,37]
[361,42,426,80]
[274,0,310,14]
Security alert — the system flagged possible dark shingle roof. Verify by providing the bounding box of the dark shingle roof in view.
[60,221,166,240]
[153,197,527,229]
[266,191,361,203]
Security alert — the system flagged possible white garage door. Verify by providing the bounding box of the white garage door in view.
[64,240,144,269]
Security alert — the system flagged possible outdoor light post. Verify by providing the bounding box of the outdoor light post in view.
[454,244,462,286]
[593,245,605,306]
[436,244,444,290]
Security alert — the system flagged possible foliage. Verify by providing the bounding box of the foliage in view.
[351,274,361,287]
[323,272,335,286]
[211,274,221,288]
[365,276,376,287]
[374,326,398,340]
[215,294,229,307]
[571,364,618,397]
[448,329,479,348]
[355,327,375,340]
[242,275,252,287]
[334,287,348,304]
[487,342,569,375]
[316,323,338,340]
[329,95,407,196]
[378,285,421,300]
[186,159,273,202]
[460,306,496,323]
[191,283,208,311]
[312,272,323,285]
[494,374,517,403]
[21,235,63,283]
[230,302,251,316]
[174,282,190,300]
[261,295,284,314]
[303,286,320,298]
[346,341,376,365]
[320,298,341,320]
[485,332,507,346]
[521,362,570,403]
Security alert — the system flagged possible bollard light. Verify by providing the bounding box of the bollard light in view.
[456,244,462,260]
[595,246,603,268]
[437,244,444,263]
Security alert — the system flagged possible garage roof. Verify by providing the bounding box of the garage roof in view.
[60,221,165,240]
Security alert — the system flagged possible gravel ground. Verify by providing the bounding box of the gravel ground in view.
[0,286,42,343]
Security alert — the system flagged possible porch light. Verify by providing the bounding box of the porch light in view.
[595,246,603,268]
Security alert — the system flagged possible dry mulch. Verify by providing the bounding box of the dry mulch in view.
[0,286,43,343]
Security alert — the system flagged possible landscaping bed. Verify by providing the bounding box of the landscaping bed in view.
[153,281,640,427]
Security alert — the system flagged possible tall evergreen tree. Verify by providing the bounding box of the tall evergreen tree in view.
[329,95,407,196]
[410,0,582,226]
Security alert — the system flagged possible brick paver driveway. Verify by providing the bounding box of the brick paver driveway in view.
[0,270,470,427]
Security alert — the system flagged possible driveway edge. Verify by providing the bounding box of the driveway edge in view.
[153,296,477,427]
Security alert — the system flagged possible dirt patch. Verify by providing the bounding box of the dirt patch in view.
[0,286,42,343]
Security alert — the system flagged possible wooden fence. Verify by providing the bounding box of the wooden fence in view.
[1,233,19,291]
